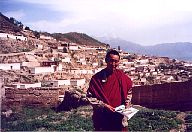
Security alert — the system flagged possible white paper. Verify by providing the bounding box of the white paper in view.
[115,105,139,120]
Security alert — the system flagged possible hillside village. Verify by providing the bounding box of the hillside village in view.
[0,12,192,105]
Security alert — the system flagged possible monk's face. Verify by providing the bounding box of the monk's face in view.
[106,54,120,72]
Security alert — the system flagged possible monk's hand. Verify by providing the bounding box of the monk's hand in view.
[104,103,115,112]
[125,102,132,109]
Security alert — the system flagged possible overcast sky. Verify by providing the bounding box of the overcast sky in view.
[1,0,192,45]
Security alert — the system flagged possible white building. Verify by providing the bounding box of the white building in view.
[86,46,100,50]
[62,57,71,63]
[140,78,147,83]
[77,58,87,65]
[79,58,86,62]
[122,61,134,66]
[0,63,21,70]
[79,45,86,50]
[36,44,43,49]
[11,82,41,88]
[22,61,40,67]
[69,43,79,50]
[70,68,93,74]
[40,35,54,40]
[44,79,70,87]
[16,35,27,41]
[29,64,62,74]
[29,66,54,74]
[0,33,27,41]
[57,46,64,50]
[148,65,156,72]
[152,71,158,76]
[0,33,9,38]
[184,62,192,67]
[81,61,86,65]
[57,64,63,71]
[70,78,85,86]
[136,59,149,65]
[92,62,98,67]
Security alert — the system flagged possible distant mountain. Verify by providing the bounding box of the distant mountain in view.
[145,42,192,61]
[96,37,143,53]
[96,37,192,61]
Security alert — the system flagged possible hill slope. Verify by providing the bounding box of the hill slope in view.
[52,32,107,47]
[0,13,107,53]
[0,12,22,33]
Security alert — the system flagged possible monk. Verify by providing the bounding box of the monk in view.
[87,50,132,131]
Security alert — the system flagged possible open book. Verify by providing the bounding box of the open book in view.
[115,105,139,120]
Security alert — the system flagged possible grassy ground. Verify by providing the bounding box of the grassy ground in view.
[1,105,192,131]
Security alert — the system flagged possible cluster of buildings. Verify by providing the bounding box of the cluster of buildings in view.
[1,32,192,92]
[119,53,192,86]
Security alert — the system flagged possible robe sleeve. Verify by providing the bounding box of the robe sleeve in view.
[125,87,132,108]
[86,90,105,109]
[86,77,105,109]
[124,75,133,108]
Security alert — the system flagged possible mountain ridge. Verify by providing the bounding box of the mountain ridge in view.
[96,37,192,61]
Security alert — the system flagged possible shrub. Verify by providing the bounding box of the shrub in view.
[1,106,183,131]
[128,108,182,131]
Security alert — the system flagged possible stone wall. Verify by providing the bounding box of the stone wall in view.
[3,80,192,111]
[4,87,65,107]
[132,80,192,111]
[3,87,88,111]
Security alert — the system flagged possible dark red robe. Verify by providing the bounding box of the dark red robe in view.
[87,68,132,131]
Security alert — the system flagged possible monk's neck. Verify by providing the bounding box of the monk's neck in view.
[105,68,118,75]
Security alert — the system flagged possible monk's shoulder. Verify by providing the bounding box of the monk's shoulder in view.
[92,69,105,79]
[117,69,131,80]
[117,69,126,76]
